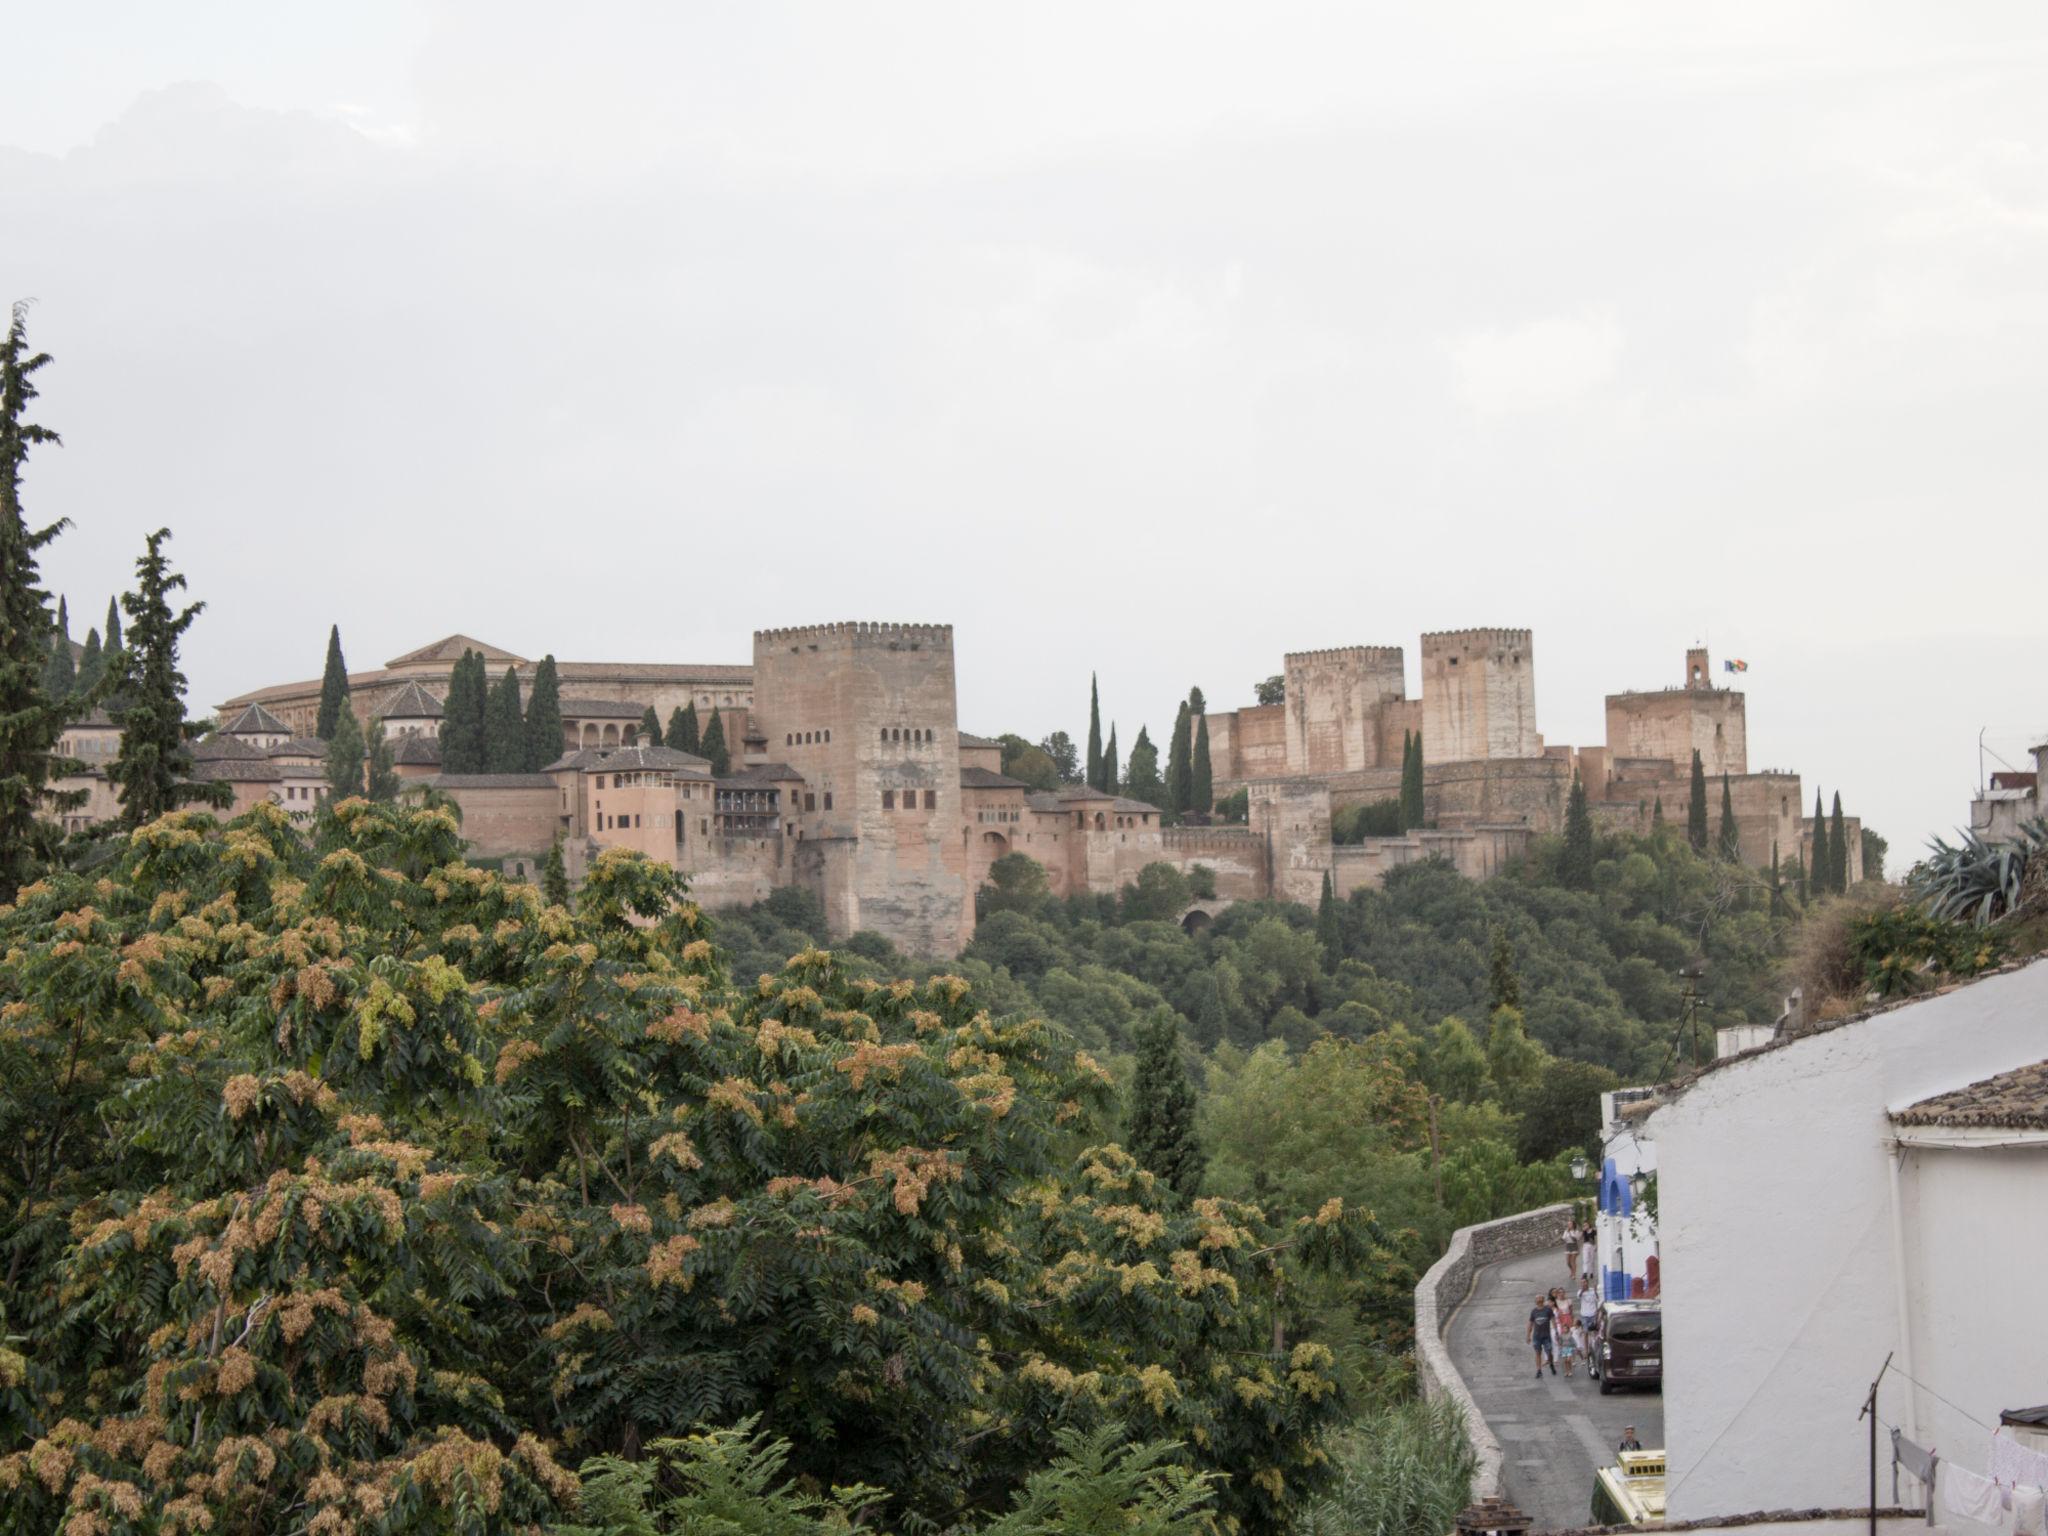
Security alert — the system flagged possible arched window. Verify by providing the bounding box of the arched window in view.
[786,734,793,746]
[880,729,888,743]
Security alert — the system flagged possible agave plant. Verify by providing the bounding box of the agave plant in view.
[1910,815,2048,927]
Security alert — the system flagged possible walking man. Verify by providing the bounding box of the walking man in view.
[1527,1292,1556,1378]
[1619,1427,1642,1453]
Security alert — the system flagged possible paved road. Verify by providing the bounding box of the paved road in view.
[1444,1247,1664,1530]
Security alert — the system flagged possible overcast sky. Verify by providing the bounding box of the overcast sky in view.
[10,3,2048,861]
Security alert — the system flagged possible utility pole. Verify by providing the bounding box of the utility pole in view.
[1858,1351,1893,1536]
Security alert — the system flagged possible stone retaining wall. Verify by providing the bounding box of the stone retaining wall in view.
[1415,1202,1572,1501]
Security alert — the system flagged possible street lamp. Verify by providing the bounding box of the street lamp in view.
[1571,1154,1589,1182]
[1628,1172,1648,1203]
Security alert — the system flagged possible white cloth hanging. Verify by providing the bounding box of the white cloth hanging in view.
[1946,1464,2014,1533]
[1991,1436,2048,1497]
[2010,1483,2046,1536]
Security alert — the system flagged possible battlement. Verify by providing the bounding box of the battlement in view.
[1420,628,1533,652]
[755,622,953,650]
[1160,826,1261,847]
[1284,645,1404,666]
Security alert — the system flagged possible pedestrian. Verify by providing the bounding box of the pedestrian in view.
[1619,1427,1642,1453]
[1577,1272,1599,1331]
[1563,1213,1581,1280]
[1580,1220,1597,1283]
[1559,1317,1580,1378]
[1527,1292,1556,1378]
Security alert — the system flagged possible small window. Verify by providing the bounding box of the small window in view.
[824,730,830,743]
[880,729,888,743]
[805,792,816,812]
[883,790,895,810]
[924,789,937,810]
[786,734,792,746]
[823,792,833,810]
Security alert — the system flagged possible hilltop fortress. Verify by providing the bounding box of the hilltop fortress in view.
[211,624,1857,957]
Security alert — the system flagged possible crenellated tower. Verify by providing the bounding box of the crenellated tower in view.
[1419,628,1539,762]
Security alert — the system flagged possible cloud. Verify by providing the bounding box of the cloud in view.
[1446,313,1624,414]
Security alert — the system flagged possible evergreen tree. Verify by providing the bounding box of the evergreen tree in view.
[541,836,570,906]
[1103,725,1119,794]
[1770,839,1784,915]
[324,705,366,800]
[1316,871,1341,963]
[639,705,663,747]
[1718,773,1743,862]
[1040,729,1080,784]
[1796,847,1809,904]
[701,706,730,776]
[99,594,126,712]
[1487,924,1521,1014]
[1400,730,1425,830]
[1125,1011,1205,1199]
[485,665,526,772]
[666,706,689,757]
[0,302,82,898]
[523,655,564,771]
[315,624,350,740]
[1086,674,1104,791]
[75,627,103,697]
[364,718,399,801]
[439,650,487,773]
[1166,699,1193,819]
[1811,789,1829,899]
[1483,1005,1547,1110]
[1652,795,1665,830]
[1559,774,1595,888]
[102,593,121,656]
[108,528,230,824]
[1191,712,1213,816]
[1123,726,1160,803]
[675,701,701,756]
[42,595,75,698]
[1829,791,1848,893]
[1687,749,1709,852]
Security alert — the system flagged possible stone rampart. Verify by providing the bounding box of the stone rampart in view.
[1415,1202,1571,1502]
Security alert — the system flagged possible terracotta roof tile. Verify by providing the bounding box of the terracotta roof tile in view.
[1892,1059,2048,1130]
[960,766,1028,789]
[378,681,445,719]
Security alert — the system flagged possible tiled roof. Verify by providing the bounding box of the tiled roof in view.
[1026,792,1067,813]
[1892,1060,2048,1130]
[267,736,328,759]
[1111,797,1161,815]
[385,634,528,669]
[960,766,1028,790]
[542,745,713,775]
[390,735,443,765]
[1054,785,1114,803]
[191,735,269,763]
[379,681,444,720]
[278,763,329,779]
[957,732,1002,750]
[425,773,559,790]
[63,707,117,729]
[222,702,292,737]
[721,762,805,783]
[191,758,281,782]
[558,697,649,720]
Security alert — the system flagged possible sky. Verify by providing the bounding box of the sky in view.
[8,2,2048,862]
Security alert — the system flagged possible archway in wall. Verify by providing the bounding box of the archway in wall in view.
[1180,908,1213,935]
[980,831,1010,858]
[602,724,619,747]
[582,724,599,747]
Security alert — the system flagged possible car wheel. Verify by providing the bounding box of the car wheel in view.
[1599,1377,1614,1396]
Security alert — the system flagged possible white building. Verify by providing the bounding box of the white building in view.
[1597,1086,1660,1304]
[1967,741,2046,844]
[1648,957,2048,1523]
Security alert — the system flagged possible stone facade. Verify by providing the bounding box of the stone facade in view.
[1420,628,1540,763]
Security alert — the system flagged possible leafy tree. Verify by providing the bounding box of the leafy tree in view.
[998,733,1061,791]
[1652,795,1664,830]
[701,706,730,775]
[1216,787,1248,824]
[1166,700,1193,818]
[1087,674,1104,791]
[324,704,366,799]
[1126,1010,1206,1199]
[1687,749,1709,852]
[1718,773,1742,862]
[1332,799,1404,842]
[1191,713,1213,816]
[1187,864,1218,901]
[979,850,1052,917]
[640,705,663,747]
[364,717,400,801]
[675,700,701,756]
[1423,1017,1489,1105]
[1123,726,1162,805]
[1482,1005,1547,1111]
[1040,729,1080,784]
[1862,827,1888,884]
[1487,925,1521,1013]
[1254,675,1285,706]
[1317,872,1341,962]
[0,302,80,898]
[1829,791,1848,892]
[41,595,74,698]
[1122,860,1190,921]
[523,654,565,771]
[1516,1057,1621,1162]
[1103,725,1119,794]
[542,835,570,905]
[1559,774,1595,888]
[315,623,350,739]
[1295,1397,1477,1536]
[1400,731,1424,830]
[108,528,231,824]
[74,626,103,696]
[439,648,487,774]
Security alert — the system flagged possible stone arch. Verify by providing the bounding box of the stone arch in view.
[581,723,599,747]
[602,723,619,747]
[981,830,1010,856]
[1093,811,1106,830]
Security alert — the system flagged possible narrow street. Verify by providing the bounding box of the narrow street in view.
[1444,1246,1664,1530]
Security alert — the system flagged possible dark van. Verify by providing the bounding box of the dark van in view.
[1592,1302,1661,1394]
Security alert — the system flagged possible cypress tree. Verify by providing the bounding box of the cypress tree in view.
[1811,790,1829,899]
[1103,725,1119,794]
[1829,792,1848,892]
[315,624,350,740]
[523,655,564,771]
[1316,871,1341,963]
[364,718,399,801]
[76,627,103,697]
[102,594,121,656]
[1166,699,1193,818]
[1086,674,1104,791]
[439,651,486,774]
[701,707,730,775]
[1560,773,1595,888]
[639,706,662,747]
[1124,726,1162,804]
[42,595,75,699]
[1125,1011,1205,1199]
[99,595,126,713]
[1796,847,1809,904]
[1770,839,1784,915]
[675,701,701,756]
[1488,924,1522,1014]
[324,706,366,801]
[0,302,83,898]
[1718,773,1743,862]
[1687,749,1710,852]
[484,666,525,772]
[1191,711,1213,816]
[108,529,230,824]
[665,706,689,756]
[1400,730,1425,829]
[1652,795,1665,830]
[542,837,570,907]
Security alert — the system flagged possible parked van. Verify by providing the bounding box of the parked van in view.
[1591,1302,1662,1394]
[1591,1448,1667,1526]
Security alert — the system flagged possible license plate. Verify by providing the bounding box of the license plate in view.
[1638,1358,1660,1368]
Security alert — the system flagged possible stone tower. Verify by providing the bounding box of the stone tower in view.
[1248,778,1334,907]
[1281,646,1406,776]
[751,622,971,956]
[1419,629,1539,762]
[1686,647,1712,691]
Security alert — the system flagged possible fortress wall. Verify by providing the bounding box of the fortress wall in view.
[436,783,560,859]
[1605,688,1747,779]
[685,833,787,911]
[1375,696,1425,766]
[1425,755,1571,834]
[1155,827,1269,899]
[1332,824,1533,896]
[1248,779,1334,906]
[1420,629,1539,762]
[1283,646,1406,776]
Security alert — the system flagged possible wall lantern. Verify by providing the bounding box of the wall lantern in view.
[1570,1154,1589,1182]
[1629,1172,1648,1203]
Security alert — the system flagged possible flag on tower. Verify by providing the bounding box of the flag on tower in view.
[1723,659,1748,673]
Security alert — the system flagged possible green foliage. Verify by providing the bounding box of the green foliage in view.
[324,703,366,798]
[1317,873,1341,963]
[1423,1018,1488,1105]
[674,700,701,757]
[1811,789,1830,900]
[1910,816,2047,928]
[1215,788,1248,825]
[1123,727,1161,806]
[1718,774,1742,863]
[365,717,400,802]
[1848,902,2005,997]
[640,705,663,746]
[485,665,527,773]
[1086,675,1104,792]
[102,594,122,657]
[1400,732,1424,831]
[1687,750,1709,853]
[999,734,1062,791]
[981,851,1054,918]
[316,623,350,740]
[1829,791,1848,893]
[1123,862,1191,922]
[440,649,488,774]
[1516,1057,1621,1162]
[1102,726,1118,795]
[665,706,690,759]
[1332,799,1404,843]
[1559,775,1595,888]
[1486,926,1520,1014]
[1166,701,1192,819]
[1294,1396,1477,1536]
[75,627,103,696]
[1862,827,1888,885]
[1191,713,1212,817]
[1254,675,1284,707]
[1186,865,1217,901]
[1126,1012,1206,1199]
[41,596,74,698]
[108,528,231,824]
[1482,1006,1546,1110]
[0,302,79,898]
[701,706,730,776]
[1040,730,1080,785]
[542,835,571,906]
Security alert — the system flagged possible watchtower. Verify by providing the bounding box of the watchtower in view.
[1419,629,1539,762]
[1281,645,1406,776]
[1685,647,1712,691]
